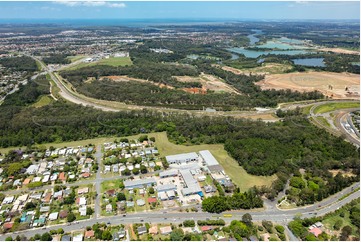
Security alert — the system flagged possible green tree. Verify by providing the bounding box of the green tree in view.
[101,230,112,241]
[170,228,184,241]
[40,232,52,241]
[242,213,253,225]
[86,207,94,215]
[5,237,12,241]
[67,212,76,222]
[117,192,126,201]
[333,219,343,230]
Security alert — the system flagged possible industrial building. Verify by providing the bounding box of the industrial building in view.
[124,178,156,189]
[199,150,224,173]
[159,170,178,178]
[179,170,203,196]
[165,152,198,164]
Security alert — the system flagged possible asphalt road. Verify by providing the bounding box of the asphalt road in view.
[2,182,359,240]
[94,145,102,219]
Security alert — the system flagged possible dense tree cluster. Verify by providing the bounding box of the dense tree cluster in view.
[0,56,38,72]
[202,190,263,213]
[42,54,71,65]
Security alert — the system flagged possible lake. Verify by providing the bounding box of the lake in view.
[256,40,309,50]
[292,58,325,67]
[227,47,310,58]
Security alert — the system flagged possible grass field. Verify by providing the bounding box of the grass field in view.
[31,95,54,108]
[313,102,360,114]
[315,116,331,127]
[68,57,132,70]
[66,55,87,63]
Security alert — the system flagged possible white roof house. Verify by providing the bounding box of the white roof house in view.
[26,165,39,174]
[42,175,50,183]
[79,197,87,206]
[79,205,87,216]
[73,234,83,242]
[165,152,198,164]
[2,196,14,205]
[48,212,58,221]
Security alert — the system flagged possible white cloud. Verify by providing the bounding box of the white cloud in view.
[54,1,126,8]
[108,3,126,8]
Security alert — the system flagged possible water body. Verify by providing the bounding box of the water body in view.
[227,47,310,58]
[187,54,199,60]
[231,53,239,60]
[247,29,262,46]
[292,58,325,67]
[256,40,308,50]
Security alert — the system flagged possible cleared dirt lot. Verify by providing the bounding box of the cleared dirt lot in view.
[174,74,240,94]
[318,48,360,55]
[257,71,360,99]
[222,63,293,75]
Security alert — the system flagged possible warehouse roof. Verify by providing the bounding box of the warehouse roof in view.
[159,169,178,177]
[124,178,156,188]
[199,150,219,166]
[165,152,198,162]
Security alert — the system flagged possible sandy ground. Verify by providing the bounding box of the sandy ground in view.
[174,74,240,94]
[318,48,360,55]
[100,76,174,89]
[328,169,357,177]
[257,71,360,99]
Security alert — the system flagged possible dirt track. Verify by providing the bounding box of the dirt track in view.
[257,71,360,99]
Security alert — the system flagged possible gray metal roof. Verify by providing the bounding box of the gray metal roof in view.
[157,183,176,192]
[165,152,198,163]
[124,178,156,188]
[199,150,219,166]
[159,169,178,177]
[180,170,198,187]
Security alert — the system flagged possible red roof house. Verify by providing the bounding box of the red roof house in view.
[148,197,157,204]
[309,227,322,237]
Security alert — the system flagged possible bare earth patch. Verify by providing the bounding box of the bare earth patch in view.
[257,71,360,99]
[174,74,240,94]
[221,63,293,75]
[318,48,360,55]
[99,75,174,89]
[328,169,357,177]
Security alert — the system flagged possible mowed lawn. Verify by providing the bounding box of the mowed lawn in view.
[66,55,87,63]
[31,95,54,108]
[0,131,275,191]
[68,57,132,70]
[314,102,360,114]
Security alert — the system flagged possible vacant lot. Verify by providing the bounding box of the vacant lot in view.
[174,74,240,94]
[318,47,360,55]
[223,63,293,75]
[313,102,360,114]
[31,95,54,108]
[69,57,132,70]
[257,71,360,99]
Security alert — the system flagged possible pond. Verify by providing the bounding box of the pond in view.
[227,47,310,58]
[256,40,309,50]
[292,58,325,67]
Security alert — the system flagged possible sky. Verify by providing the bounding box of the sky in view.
[0,1,359,20]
